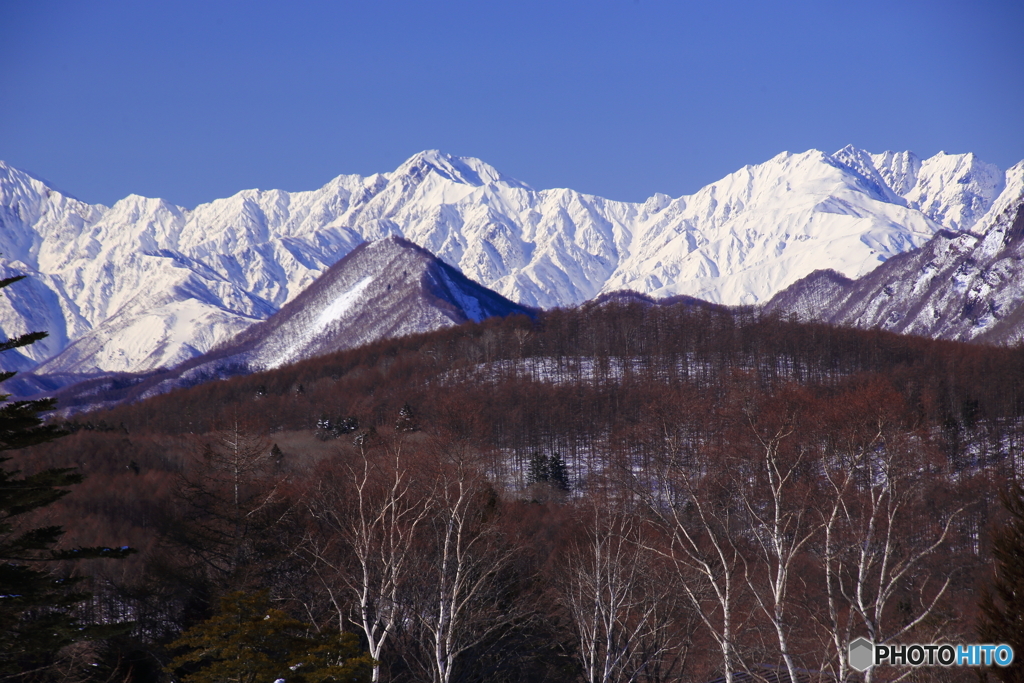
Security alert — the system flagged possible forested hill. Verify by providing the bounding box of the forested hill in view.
[78,298,1024,438]
[11,298,1024,681]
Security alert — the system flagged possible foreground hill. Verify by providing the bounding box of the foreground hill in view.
[145,236,535,393]
[12,296,1021,682]
[1,146,1017,376]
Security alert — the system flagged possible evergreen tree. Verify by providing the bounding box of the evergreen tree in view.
[547,452,570,491]
[0,273,133,677]
[528,451,570,491]
[529,451,550,484]
[167,591,373,683]
[978,477,1024,682]
[396,402,417,432]
[316,414,359,440]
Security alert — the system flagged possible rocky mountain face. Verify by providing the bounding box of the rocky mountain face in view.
[0,147,1018,377]
[766,163,1024,344]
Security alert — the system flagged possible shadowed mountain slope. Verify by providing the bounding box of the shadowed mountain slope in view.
[766,185,1024,345]
[207,235,536,372]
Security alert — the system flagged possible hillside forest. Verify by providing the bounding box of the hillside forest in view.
[4,296,1024,683]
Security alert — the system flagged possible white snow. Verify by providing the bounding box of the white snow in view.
[438,270,485,323]
[262,275,374,370]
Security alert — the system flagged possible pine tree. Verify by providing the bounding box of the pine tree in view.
[396,402,417,432]
[528,451,570,491]
[529,451,550,483]
[337,416,358,434]
[167,590,373,683]
[0,273,134,676]
[977,477,1024,682]
[547,452,570,491]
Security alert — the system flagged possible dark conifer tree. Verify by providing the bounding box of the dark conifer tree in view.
[978,477,1024,682]
[396,402,417,432]
[0,273,133,677]
[271,443,284,470]
[528,451,570,491]
[167,591,372,683]
[547,452,570,491]
[529,451,550,484]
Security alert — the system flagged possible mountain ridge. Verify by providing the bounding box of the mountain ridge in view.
[1,146,1019,377]
[13,237,536,412]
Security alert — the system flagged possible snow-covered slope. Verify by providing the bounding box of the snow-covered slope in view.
[217,236,534,370]
[1,146,1019,376]
[766,164,1024,344]
[135,237,534,398]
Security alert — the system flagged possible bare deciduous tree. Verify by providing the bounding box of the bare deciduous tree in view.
[171,422,285,585]
[560,497,688,683]
[819,409,962,683]
[734,391,819,683]
[412,436,521,683]
[305,432,432,683]
[638,445,746,683]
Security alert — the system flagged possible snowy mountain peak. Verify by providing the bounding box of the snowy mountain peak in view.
[851,148,1006,231]
[0,161,67,201]
[767,195,1024,346]
[869,150,922,197]
[830,145,906,205]
[906,151,1004,231]
[391,150,526,189]
[974,162,1024,237]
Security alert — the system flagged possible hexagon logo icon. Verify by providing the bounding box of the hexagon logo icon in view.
[849,637,874,672]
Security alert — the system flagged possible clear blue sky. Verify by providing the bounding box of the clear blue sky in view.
[2,0,1022,208]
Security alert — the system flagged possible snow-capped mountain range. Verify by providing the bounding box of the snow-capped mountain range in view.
[0,146,1019,378]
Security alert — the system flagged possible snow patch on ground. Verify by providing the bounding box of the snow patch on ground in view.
[263,275,374,369]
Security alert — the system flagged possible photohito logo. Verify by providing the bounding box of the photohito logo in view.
[848,638,1014,672]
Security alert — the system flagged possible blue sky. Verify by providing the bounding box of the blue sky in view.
[2,0,1022,208]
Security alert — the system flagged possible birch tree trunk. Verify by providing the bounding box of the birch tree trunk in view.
[561,499,676,683]
[734,396,819,683]
[819,411,962,683]
[305,433,432,683]
[639,451,746,683]
[415,446,519,683]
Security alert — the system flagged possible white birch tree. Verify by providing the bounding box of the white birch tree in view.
[735,400,819,683]
[561,500,673,683]
[414,456,519,683]
[305,433,432,683]
[819,415,962,683]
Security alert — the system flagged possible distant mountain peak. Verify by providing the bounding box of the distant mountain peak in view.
[766,196,1024,345]
[391,150,529,189]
